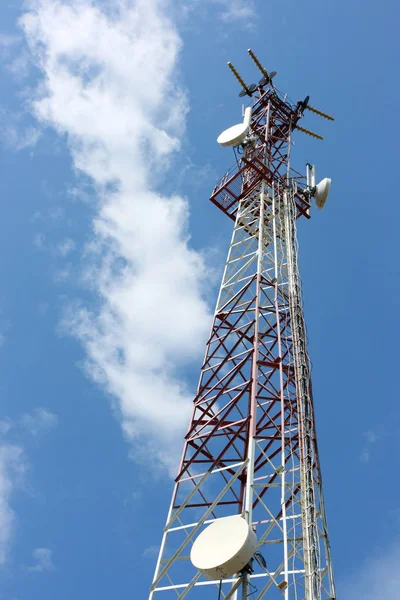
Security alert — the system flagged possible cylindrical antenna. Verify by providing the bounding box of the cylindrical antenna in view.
[243,106,252,129]
[306,163,311,188]
[309,165,316,188]
[227,62,248,93]
[247,48,268,78]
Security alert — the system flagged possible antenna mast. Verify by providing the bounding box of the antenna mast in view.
[149,50,336,600]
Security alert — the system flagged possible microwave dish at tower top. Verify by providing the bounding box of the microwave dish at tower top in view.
[190,515,257,580]
[314,177,331,209]
[217,106,252,147]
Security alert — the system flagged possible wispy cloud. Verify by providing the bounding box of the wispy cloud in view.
[0,408,57,565]
[53,266,71,283]
[360,429,379,462]
[25,547,56,573]
[20,0,211,473]
[33,232,46,250]
[215,0,256,23]
[57,238,76,257]
[0,308,10,349]
[20,409,58,437]
[0,118,41,151]
[340,541,400,599]
[6,50,31,80]
[0,30,31,79]
[0,444,26,565]
[0,105,40,151]
[143,545,159,558]
[0,34,21,49]
[0,420,13,436]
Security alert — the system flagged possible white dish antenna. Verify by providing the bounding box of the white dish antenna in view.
[306,164,331,210]
[314,177,331,209]
[217,107,252,147]
[190,515,257,580]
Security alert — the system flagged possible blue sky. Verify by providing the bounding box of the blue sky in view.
[0,0,398,598]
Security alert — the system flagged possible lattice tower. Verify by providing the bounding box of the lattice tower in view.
[149,57,336,600]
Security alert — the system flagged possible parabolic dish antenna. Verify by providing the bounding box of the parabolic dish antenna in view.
[259,71,277,86]
[314,177,331,209]
[239,83,257,98]
[190,515,257,580]
[217,106,252,148]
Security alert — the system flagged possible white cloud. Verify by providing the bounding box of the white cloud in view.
[0,109,41,151]
[365,430,378,444]
[341,541,400,599]
[0,30,31,79]
[0,410,56,564]
[0,420,13,436]
[360,429,379,463]
[0,34,21,49]
[48,206,65,221]
[57,238,76,256]
[0,444,26,565]
[20,409,58,437]
[7,50,32,80]
[25,547,56,573]
[20,0,211,472]
[0,309,10,349]
[15,126,41,150]
[33,232,46,249]
[143,545,159,558]
[53,266,71,283]
[215,0,256,23]
[184,0,256,24]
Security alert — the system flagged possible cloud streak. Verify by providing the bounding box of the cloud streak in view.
[215,0,256,23]
[0,408,56,565]
[340,541,400,599]
[20,408,58,437]
[0,108,41,151]
[360,429,379,463]
[20,0,211,473]
[25,547,56,573]
[0,444,26,565]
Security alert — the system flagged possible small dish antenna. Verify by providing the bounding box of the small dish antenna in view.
[259,71,277,87]
[217,106,252,147]
[314,178,331,209]
[298,95,310,115]
[239,83,257,98]
[306,164,331,209]
[190,515,257,580]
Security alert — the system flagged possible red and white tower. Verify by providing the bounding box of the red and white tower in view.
[149,50,336,600]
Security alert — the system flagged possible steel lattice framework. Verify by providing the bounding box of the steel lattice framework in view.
[149,74,335,600]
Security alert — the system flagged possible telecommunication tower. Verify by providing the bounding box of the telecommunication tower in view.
[149,50,336,600]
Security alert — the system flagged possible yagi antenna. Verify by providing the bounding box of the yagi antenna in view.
[296,125,323,140]
[247,48,277,86]
[296,96,334,140]
[247,48,268,78]
[227,62,257,97]
[298,95,335,121]
[306,104,335,121]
